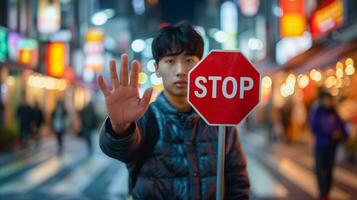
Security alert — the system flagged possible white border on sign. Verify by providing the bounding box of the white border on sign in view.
[187,49,261,126]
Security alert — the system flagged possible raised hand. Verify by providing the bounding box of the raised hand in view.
[97,54,153,134]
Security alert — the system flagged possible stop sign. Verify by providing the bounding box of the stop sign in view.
[188,50,260,125]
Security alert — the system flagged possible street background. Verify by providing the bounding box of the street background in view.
[0,0,357,199]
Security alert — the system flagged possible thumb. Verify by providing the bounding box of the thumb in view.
[139,88,153,108]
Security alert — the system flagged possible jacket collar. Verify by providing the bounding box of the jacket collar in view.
[155,92,199,126]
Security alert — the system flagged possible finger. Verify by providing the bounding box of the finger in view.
[120,54,129,86]
[129,60,141,88]
[139,88,153,108]
[110,60,120,89]
[97,75,111,97]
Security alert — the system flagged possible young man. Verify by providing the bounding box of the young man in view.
[98,22,250,199]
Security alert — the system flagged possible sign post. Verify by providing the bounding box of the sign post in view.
[188,50,260,200]
[216,126,226,200]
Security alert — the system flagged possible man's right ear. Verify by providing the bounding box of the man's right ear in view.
[154,62,161,78]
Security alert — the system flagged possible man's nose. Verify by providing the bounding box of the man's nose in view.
[176,62,187,77]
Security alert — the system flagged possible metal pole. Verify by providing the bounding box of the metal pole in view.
[216,126,226,200]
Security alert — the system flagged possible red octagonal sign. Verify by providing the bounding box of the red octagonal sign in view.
[188,50,260,125]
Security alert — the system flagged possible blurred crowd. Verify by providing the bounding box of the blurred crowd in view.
[15,97,99,156]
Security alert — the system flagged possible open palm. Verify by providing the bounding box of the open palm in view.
[97,54,153,130]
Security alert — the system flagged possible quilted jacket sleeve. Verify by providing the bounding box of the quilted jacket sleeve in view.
[99,107,155,163]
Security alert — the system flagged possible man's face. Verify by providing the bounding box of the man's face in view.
[155,52,200,97]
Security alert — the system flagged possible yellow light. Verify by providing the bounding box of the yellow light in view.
[138,72,148,85]
[286,74,296,93]
[28,76,34,86]
[58,80,67,91]
[345,58,354,66]
[280,81,295,97]
[280,83,289,97]
[7,76,15,86]
[336,61,344,78]
[47,42,65,78]
[313,0,343,27]
[40,77,49,89]
[336,68,343,78]
[286,74,296,83]
[19,49,32,64]
[336,61,343,70]
[345,64,355,75]
[31,76,38,87]
[48,77,57,90]
[298,74,309,88]
[310,69,322,82]
[335,78,343,88]
[261,86,272,101]
[262,76,272,89]
[26,73,68,91]
[309,69,316,77]
[287,84,295,95]
[86,29,104,42]
[30,76,35,87]
[325,76,337,88]
[281,14,306,37]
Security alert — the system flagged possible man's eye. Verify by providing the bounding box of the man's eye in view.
[165,59,174,64]
[187,58,194,63]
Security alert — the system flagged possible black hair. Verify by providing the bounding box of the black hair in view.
[151,21,204,63]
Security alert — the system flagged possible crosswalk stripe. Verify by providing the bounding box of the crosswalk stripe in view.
[247,157,288,198]
[296,154,357,190]
[108,162,129,196]
[0,149,53,179]
[50,155,110,194]
[0,138,58,179]
[0,154,79,194]
[0,149,28,164]
[335,167,357,190]
[266,156,350,199]
[0,139,55,164]
[242,132,356,198]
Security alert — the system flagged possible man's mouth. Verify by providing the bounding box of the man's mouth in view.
[174,81,187,88]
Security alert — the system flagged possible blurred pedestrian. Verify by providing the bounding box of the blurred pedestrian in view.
[51,100,67,155]
[281,98,293,143]
[309,90,349,200]
[0,99,4,126]
[16,96,33,148]
[265,97,281,143]
[32,101,44,147]
[98,22,249,199]
[79,101,97,156]
[345,114,357,163]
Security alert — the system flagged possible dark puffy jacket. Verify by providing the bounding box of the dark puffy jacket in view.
[99,93,250,199]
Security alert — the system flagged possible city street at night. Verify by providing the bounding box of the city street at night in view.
[1,0,357,199]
